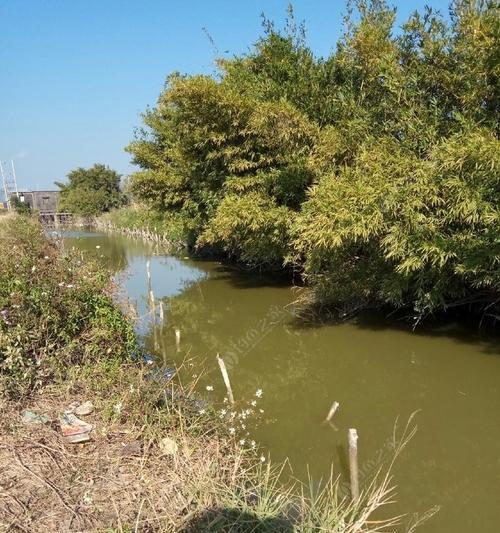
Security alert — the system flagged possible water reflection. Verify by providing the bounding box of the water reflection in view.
[65,232,500,533]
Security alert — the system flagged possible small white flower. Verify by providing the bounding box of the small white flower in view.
[255,389,263,398]
[239,439,245,446]
[199,409,205,415]
[250,400,257,407]
[241,423,246,430]
[95,245,101,249]
[259,409,264,414]
[113,402,123,415]
[260,455,266,462]
[206,385,214,391]
[223,397,228,403]
[229,427,236,435]
[251,440,256,448]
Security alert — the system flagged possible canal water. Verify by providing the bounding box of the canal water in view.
[65,231,500,533]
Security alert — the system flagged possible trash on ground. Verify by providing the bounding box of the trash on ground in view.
[59,412,93,443]
[120,440,142,457]
[21,410,51,425]
[74,401,94,416]
[65,400,94,416]
[159,437,178,455]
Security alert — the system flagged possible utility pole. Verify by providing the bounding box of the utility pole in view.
[1,159,20,209]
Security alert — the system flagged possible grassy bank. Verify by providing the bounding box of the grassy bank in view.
[96,205,189,249]
[0,215,428,532]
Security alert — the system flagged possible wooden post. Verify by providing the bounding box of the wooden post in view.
[325,401,339,422]
[175,328,181,352]
[217,354,235,405]
[149,289,156,319]
[348,428,359,501]
[146,259,151,288]
[159,301,164,322]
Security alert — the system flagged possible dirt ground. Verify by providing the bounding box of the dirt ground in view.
[0,393,236,533]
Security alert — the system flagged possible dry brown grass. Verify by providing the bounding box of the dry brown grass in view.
[0,372,248,532]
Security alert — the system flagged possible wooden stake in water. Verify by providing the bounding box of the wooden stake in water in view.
[325,401,339,422]
[146,259,151,288]
[348,428,359,501]
[175,328,181,352]
[216,354,234,405]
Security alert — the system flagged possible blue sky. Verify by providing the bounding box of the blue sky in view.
[0,0,450,192]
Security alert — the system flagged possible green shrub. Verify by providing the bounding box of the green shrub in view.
[0,215,136,397]
[124,0,499,319]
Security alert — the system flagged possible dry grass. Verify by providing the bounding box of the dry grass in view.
[0,366,250,532]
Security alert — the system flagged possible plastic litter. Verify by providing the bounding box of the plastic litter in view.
[159,437,178,455]
[59,413,93,443]
[21,410,51,425]
[74,401,94,416]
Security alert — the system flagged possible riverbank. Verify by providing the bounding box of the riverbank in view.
[0,215,423,532]
[96,205,187,251]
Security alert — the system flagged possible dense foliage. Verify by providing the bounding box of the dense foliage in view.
[57,163,125,216]
[0,216,136,397]
[127,0,499,319]
[10,194,31,215]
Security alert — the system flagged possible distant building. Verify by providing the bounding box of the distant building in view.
[19,191,60,213]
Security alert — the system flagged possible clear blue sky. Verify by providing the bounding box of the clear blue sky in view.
[0,0,449,192]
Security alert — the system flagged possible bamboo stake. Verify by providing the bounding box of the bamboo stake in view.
[216,354,235,405]
[175,328,181,352]
[149,289,156,317]
[348,428,359,501]
[325,401,339,422]
[146,259,151,288]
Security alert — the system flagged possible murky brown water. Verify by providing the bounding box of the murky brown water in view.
[66,231,500,533]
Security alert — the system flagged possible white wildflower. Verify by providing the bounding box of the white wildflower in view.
[255,389,263,398]
[250,400,257,407]
[199,409,205,415]
[260,455,266,462]
[95,245,101,249]
[206,385,214,391]
[229,427,236,435]
[250,440,256,449]
[239,439,245,446]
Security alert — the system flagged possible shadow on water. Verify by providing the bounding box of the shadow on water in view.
[181,508,293,533]
[289,307,500,356]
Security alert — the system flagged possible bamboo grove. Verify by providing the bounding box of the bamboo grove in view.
[126,0,499,319]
